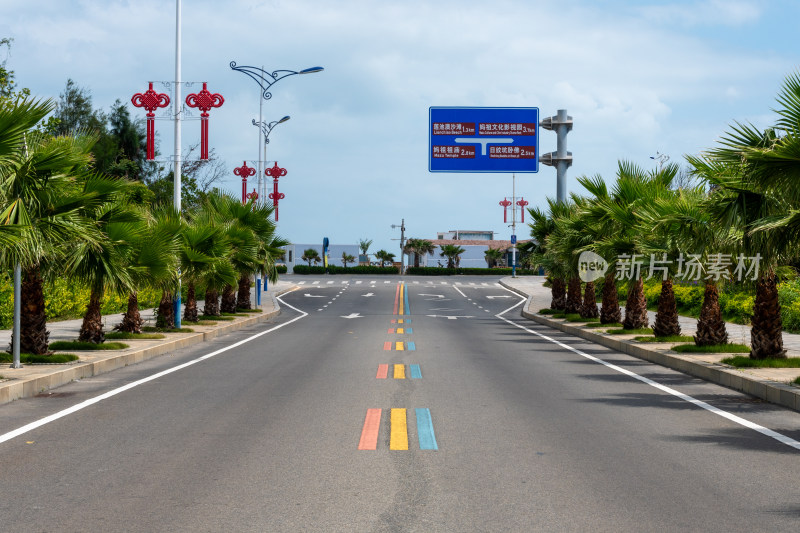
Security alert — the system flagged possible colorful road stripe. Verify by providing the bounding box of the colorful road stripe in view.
[358,408,382,450]
[398,283,405,315]
[410,364,422,379]
[383,341,392,351]
[390,408,409,450]
[390,319,411,324]
[403,282,410,314]
[376,364,389,379]
[415,408,438,450]
[393,284,400,315]
[407,342,416,351]
[395,341,405,351]
[388,328,395,334]
[393,364,405,379]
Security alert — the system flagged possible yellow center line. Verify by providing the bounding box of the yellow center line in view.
[394,364,405,379]
[390,408,409,450]
[398,283,404,315]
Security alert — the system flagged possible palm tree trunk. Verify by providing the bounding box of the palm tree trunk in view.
[622,278,649,330]
[565,276,582,314]
[600,272,622,324]
[694,281,728,346]
[115,292,143,333]
[236,274,252,310]
[156,290,175,329]
[653,278,681,337]
[203,288,220,316]
[550,277,566,310]
[183,283,199,323]
[79,289,105,343]
[220,284,237,313]
[19,264,51,355]
[580,281,599,319]
[750,271,786,359]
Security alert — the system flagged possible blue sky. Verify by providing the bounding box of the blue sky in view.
[2,0,798,258]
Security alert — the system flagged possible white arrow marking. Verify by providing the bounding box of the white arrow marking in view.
[486,295,512,299]
[429,307,462,311]
[304,293,326,298]
[362,293,375,297]
[419,294,444,298]
[341,313,363,319]
[426,314,475,320]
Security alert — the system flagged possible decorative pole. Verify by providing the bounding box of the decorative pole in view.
[131,82,170,160]
[265,162,287,220]
[252,115,290,203]
[516,198,529,223]
[499,198,512,223]
[234,161,256,204]
[184,82,224,159]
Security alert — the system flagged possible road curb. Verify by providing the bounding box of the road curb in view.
[0,287,295,406]
[515,303,800,413]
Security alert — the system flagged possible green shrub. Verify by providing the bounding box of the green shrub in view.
[405,267,539,276]
[276,265,288,274]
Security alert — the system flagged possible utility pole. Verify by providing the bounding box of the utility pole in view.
[540,109,573,203]
[392,219,406,274]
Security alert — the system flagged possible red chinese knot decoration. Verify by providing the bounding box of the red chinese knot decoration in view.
[499,198,512,223]
[245,188,259,203]
[233,161,256,204]
[185,82,224,160]
[265,162,288,221]
[131,82,170,160]
[516,198,529,223]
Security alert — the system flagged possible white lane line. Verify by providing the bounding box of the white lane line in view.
[494,293,800,451]
[312,281,320,285]
[452,285,467,298]
[0,294,309,446]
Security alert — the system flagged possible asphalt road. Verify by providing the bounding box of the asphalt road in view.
[1,275,800,532]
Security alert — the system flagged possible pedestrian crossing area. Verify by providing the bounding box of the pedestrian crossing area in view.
[294,280,501,286]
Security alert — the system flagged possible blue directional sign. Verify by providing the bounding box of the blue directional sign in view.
[429,107,539,173]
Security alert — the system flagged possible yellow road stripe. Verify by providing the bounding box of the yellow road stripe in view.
[397,328,404,334]
[394,364,405,379]
[399,283,404,315]
[396,342,404,351]
[390,408,409,450]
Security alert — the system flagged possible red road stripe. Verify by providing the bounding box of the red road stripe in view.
[376,364,389,378]
[358,408,382,450]
[388,328,395,334]
[393,284,400,315]
[383,341,392,351]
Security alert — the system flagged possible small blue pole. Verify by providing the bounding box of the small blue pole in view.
[256,278,261,306]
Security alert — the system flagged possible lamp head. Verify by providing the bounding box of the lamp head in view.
[279,115,291,123]
[299,66,324,74]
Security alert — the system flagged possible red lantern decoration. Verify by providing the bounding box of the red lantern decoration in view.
[265,161,288,221]
[185,82,224,160]
[516,198,529,223]
[233,161,256,204]
[131,82,170,160]
[499,198,512,223]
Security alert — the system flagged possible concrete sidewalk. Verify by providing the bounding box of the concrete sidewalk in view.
[0,281,296,406]
[500,275,800,412]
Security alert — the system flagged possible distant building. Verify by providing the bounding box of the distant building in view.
[407,230,529,268]
[282,243,360,270]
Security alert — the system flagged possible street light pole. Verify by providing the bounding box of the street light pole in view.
[173,0,182,328]
[252,115,291,203]
[392,219,406,274]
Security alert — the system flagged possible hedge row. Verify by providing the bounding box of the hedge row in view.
[292,265,399,275]
[0,275,162,329]
[405,267,540,276]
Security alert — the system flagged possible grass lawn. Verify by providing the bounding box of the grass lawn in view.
[236,308,262,313]
[201,315,236,321]
[672,343,750,354]
[221,312,249,317]
[539,308,556,315]
[606,328,654,335]
[794,376,800,386]
[634,335,695,343]
[49,341,129,351]
[0,352,79,364]
[142,326,195,333]
[565,315,600,323]
[105,332,166,340]
[721,356,800,368]
[583,322,623,329]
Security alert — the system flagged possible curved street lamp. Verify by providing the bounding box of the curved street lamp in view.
[252,115,291,202]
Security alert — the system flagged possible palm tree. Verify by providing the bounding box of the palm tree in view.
[484,248,504,268]
[529,203,570,311]
[302,248,320,267]
[439,244,465,269]
[0,113,112,354]
[341,252,355,267]
[67,176,146,343]
[374,249,390,267]
[404,238,435,268]
[358,238,372,264]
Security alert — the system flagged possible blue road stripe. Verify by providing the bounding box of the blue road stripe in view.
[403,283,410,315]
[407,342,416,351]
[410,364,422,378]
[415,408,438,450]
[406,327,413,334]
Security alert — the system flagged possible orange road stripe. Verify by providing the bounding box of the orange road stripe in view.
[358,409,382,450]
[384,341,392,351]
[377,364,389,379]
